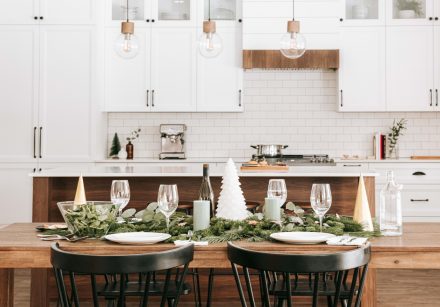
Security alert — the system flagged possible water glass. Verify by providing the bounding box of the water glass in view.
[267,179,287,207]
[157,184,179,229]
[110,180,130,216]
[310,184,332,232]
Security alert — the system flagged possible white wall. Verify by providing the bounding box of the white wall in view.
[108,70,440,159]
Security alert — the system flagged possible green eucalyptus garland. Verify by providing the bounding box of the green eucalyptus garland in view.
[45,202,380,242]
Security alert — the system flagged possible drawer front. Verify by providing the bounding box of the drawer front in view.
[373,163,440,185]
[401,186,440,217]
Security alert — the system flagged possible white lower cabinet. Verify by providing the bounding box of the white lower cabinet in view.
[0,164,34,224]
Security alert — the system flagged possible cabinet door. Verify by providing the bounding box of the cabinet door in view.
[198,0,241,27]
[386,26,434,111]
[109,0,150,27]
[197,26,243,112]
[0,0,37,25]
[150,28,196,112]
[105,28,151,112]
[340,0,385,26]
[435,26,440,110]
[38,26,94,162]
[0,27,39,162]
[151,0,196,27]
[0,164,34,223]
[339,27,386,112]
[39,0,95,24]
[386,0,434,25]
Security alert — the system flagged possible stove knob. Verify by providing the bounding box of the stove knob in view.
[329,159,335,163]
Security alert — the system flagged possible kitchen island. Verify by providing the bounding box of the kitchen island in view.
[32,165,378,223]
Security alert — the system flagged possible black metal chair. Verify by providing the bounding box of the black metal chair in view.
[227,242,371,307]
[51,242,194,307]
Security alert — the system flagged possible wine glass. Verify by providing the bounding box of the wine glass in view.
[157,184,179,230]
[267,179,287,207]
[310,184,332,232]
[110,180,130,216]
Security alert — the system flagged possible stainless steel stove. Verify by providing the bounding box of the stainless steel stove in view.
[254,154,336,166]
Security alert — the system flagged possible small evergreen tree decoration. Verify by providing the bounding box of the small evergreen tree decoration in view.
[216,158,250,221]
[109,133,122,158]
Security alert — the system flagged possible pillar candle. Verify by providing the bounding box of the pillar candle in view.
[264,197,281,221]
[193,200,211,231]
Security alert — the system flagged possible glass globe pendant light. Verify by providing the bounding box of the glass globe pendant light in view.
[280,0,306,59]
[198,0,223,58]
[114,0,139,59]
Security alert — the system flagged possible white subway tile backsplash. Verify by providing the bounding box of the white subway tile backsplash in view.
[108,70,440,159]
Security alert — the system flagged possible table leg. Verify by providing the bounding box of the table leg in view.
[30,269,49,307]
[0,269,14,307]
[362,268,377,307]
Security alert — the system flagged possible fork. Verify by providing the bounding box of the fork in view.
[39,234,88,242]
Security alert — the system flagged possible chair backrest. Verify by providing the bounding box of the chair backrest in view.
[228,242,371,307]
[51,243,194,307]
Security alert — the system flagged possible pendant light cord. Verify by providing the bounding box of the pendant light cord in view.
[126,0,129,22]
[292,0,295,21]
[208,0,211,21]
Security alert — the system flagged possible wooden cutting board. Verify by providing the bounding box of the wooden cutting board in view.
[411,156,440,160]
[240,165,289,172]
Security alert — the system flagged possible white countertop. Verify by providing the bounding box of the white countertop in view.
[31,165,378,178]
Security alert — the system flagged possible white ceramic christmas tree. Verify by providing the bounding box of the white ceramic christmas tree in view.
[216,158,249,221]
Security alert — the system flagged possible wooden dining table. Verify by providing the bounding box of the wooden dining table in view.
[0,222,440,307]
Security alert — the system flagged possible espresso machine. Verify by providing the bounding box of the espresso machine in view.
[159,124,186,159]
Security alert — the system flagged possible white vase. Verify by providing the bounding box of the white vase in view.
[398,10,416,19]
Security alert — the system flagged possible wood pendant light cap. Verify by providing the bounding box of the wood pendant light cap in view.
[287,20,300,33]
[203,20,216,34]
[121,21,135,35]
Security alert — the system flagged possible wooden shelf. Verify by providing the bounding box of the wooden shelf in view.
[243,50,339,70]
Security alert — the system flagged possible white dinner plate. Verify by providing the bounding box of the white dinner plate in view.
[104,232,171,245]
[270,232,336,244]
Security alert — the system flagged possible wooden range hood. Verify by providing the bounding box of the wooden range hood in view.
[243,50,339,70]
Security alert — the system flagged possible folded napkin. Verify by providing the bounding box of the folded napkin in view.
[326,236,368,246]
[174,240,209,246]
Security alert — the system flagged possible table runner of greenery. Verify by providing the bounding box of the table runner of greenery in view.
[42,202,380,243]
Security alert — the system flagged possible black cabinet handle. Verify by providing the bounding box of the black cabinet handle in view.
[436,89,438,107]
[152,90,155,107]
[343,164,362,167]
[436,17,439,21]
[340,90,343,107]
[239,90,242,107]
[39,127,42,158]
[146,90,149,107]
[412,171,426,176]
[33,127,37,158]
[339,18,343,22]
[429,17,433,20]
[146,19,150,22]
[238,19,242,23]
[34,16,38,20]
[38,168,42,172]
[430,89,433,106]
[39,16,44,20]
[410,199,429,202]
[151,19,155,23]
[33,168,36,173]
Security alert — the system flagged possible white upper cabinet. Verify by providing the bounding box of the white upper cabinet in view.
[150,28,196,112]
[339,27,386,112]
[386,26,434,111]
[0,0,37,25]
[0,0,94,25]
[340,0,385,26]
[197,27,243,112]
[39,0,95,24]
[434,26,440,110]
[105,28,151,112]
[0,27,39,162]
[38,26,95,162]
[386,0,434,25]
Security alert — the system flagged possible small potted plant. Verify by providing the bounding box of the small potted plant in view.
[396,0,423,19]
[126,128,141,160]
[387,119,407,159]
